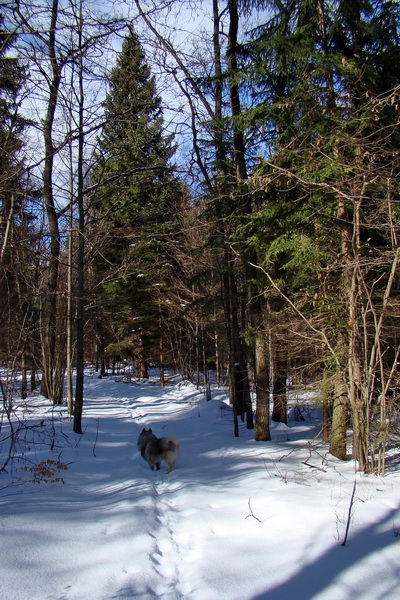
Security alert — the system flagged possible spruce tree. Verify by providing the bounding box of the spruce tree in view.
[243,0,400,469]
[91,30,184,376]
[0,15,28,242]
[0,14,34,371]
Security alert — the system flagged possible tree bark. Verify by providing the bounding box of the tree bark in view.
[272,374,287,425]
[21,354,27,400]
[255,334,271,441]
[227,0,255,430]
[73,0,85,435]
[137,358,149,379]
[41,0,63,404]
[227,0,247,182]
[330,372,348,460]
[329,199,352,457]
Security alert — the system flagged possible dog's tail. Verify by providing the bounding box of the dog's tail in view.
[162,436,180,473]
[162,435,179,450]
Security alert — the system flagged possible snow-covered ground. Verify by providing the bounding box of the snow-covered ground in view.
[1,374,400,600]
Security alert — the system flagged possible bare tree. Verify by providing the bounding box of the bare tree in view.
[9,0,125,414]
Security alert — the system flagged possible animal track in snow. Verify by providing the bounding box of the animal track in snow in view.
[145,476,201,599]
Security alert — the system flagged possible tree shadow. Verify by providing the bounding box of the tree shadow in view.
[251,507,400,600]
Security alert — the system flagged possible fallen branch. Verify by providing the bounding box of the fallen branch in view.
[302,461,327,472]
[245,498,268,523]
[93,417,100,457]
[341,480,357,546]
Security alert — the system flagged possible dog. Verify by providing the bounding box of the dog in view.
[137,428,179,473]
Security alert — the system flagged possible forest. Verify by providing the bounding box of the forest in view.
[1,0,399,475]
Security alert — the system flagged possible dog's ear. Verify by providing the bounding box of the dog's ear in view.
[149,428,152,432]
[141,428,145,433]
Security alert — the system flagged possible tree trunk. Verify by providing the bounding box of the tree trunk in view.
[67,218,74,416]
[96,319,106,376]
[272,374,287,424]
[214,323,221,387]
[212,0,224,171]
[222,262,252,434]
[328,199,352,456]
[21,354,27,400]
[321,371,330,443]
[30,368,37,392]
[254,334,271,441]
[159,312,165,387]
[271,340,287,424]
[73,0,85,435]
[41,0,63,404]
[227,0,255,430]
[316,0,335,112]
[330,372,348,460]
[137,358,148,379]
[347,204,369,471]
[227,0,247,182]
[0,191,15,279]
[322,396,330,443]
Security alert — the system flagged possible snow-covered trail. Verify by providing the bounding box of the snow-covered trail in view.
[1,375,400,600]
[1,376,237,600]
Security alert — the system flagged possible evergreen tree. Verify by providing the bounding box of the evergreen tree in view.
[243,0,400,470]
[0,14,36,375]
[0,14,28,255]
[91,30,185,376]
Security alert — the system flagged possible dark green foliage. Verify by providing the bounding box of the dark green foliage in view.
[0,16,29,221]
[240,0,400,467]
[90,30,186,369]
[0,16,27,164]
[0,15,39,369]
[244,0,400,281]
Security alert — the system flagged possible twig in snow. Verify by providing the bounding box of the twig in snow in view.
[245,498,269,523]
[302,461,327,472]
[93,418,100,457]
[341,480,357,546]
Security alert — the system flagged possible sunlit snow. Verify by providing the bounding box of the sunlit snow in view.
[1,373,400,600]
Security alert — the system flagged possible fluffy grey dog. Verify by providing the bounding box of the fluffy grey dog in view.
[137,428,180,473]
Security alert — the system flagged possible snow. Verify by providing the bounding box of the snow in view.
[1,374,400,600]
